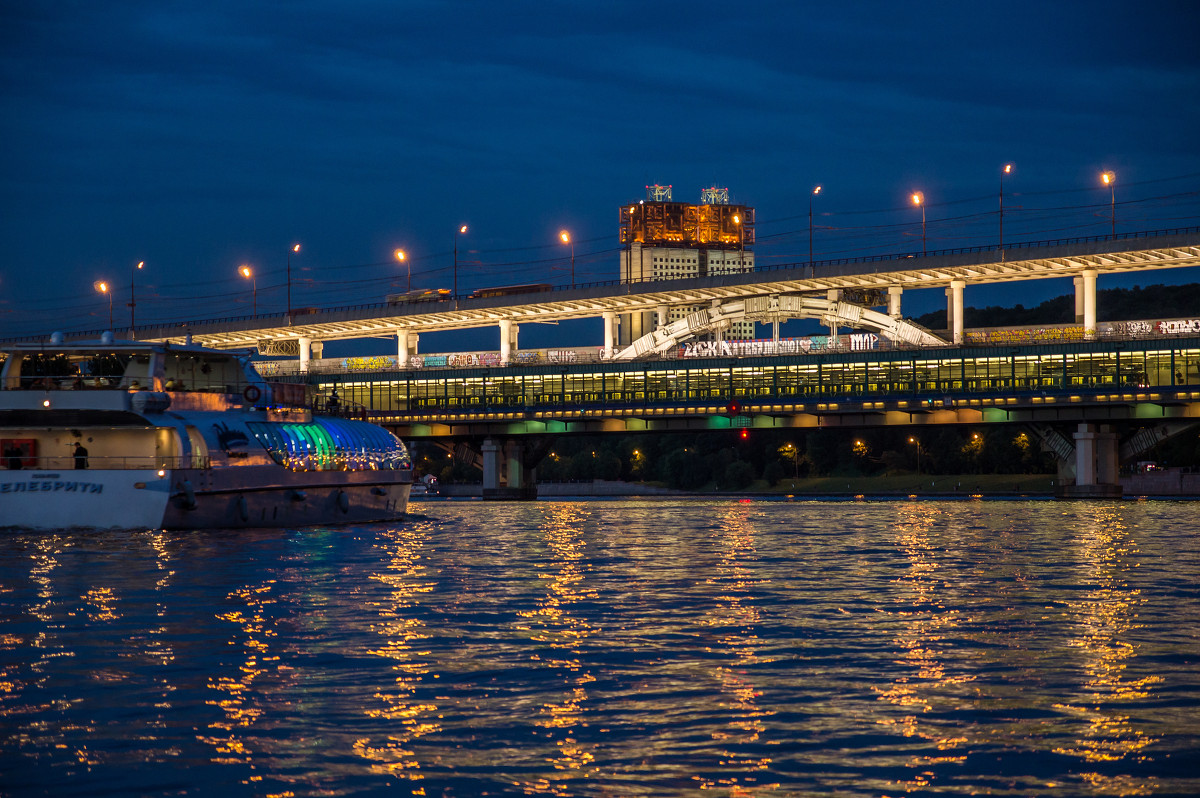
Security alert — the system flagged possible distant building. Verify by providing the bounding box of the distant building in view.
[617,186,756,345]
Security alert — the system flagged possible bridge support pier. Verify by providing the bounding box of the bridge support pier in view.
[498,320,519,364]
[397,332,419,366]
[888,286,903,318]
[299,336,311,372]
[480,437,538,500]
[947,279,966,344]
[1060,422,1123,498]
[1080,269,1098,338]
[603,311,617,358]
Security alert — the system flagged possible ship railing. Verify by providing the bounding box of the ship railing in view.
[1,455,211,472]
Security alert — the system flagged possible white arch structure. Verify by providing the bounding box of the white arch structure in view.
[612,294,945,360]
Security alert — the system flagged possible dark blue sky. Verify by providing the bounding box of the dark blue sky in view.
[2,1,1199,349]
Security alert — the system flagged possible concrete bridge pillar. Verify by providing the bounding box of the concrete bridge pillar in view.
[946,280,966,344]
[1080,269,1098,339]
[1073,276,1085,323]
[1070,422,1121,496]
[656,305,669,329]
[397,332,419,366]
[299,336,311,372]
[499,319,512,364]
[481,438,502,492]
[888,286,903,318]
[311,341,324,360]
[603,311,616,357]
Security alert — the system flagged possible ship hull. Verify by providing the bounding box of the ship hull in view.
[1,466,410,530]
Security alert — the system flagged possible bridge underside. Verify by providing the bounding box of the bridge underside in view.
[613,295,943,360]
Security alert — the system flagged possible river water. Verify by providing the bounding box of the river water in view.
[2,499,1198,797]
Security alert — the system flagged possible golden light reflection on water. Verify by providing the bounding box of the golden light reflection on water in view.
[515,503,600,794]
[352,523,440,786]
[693,503,776,793]
[876,504,973,792]
[199,580,278,765]
[1055,505,1159,795]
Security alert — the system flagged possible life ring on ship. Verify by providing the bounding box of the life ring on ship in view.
[243,385,262,404]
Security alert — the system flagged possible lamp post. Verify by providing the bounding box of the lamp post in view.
[559,230,574,287]
[1101,171,1116,238]
[1000,164,1013,249]
[908,436,921,475]
[287,243,300,319]
[94,280,112,330]
[240,265,256,315]
[809,185,822,271]
[128,260,144,330]
[395,249,408,292]
[453,224,467,298]
[911,191,926,255]
[733,213,744,265]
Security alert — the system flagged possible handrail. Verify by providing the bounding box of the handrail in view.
[4,225,1198,344]
[1,455,210,472]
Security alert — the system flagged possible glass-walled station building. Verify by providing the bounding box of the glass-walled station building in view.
[312,335,1200,422]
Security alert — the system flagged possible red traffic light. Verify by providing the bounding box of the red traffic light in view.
[739,428,749,440]
[728,401,742,415]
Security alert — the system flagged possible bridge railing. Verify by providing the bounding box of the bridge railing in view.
[7,225,1198,345]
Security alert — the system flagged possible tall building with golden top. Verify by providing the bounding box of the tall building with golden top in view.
[618,185,756,345]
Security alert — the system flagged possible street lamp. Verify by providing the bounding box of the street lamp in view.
[453,224,467,298]
[239,265,256,316]
[394,249,409,292]
[1101,171,1116,238]
[1000,164,1013,249]
[94,280,112,330]
[908,436,921,475]
[129,260,144,330]
[287,243,300,319]
[809,185,822,273]
[911,191,926,255]
[559,230,574,287]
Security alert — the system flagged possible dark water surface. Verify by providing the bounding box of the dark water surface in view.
[2,500,1199,797]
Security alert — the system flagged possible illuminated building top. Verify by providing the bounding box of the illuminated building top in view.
[619,199,755,249]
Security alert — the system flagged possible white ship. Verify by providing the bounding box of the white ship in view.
[0,336,412,529]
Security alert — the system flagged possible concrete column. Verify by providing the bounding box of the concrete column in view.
[1073,276,1084,323]
[397,332,410,365]
[602,311,616,357]
[311,341,324,360]
[505,440,525,489]
[1073,423,1119,486]
[510,322,519,351]
[949,279,966,344]
[299,336,311,372]
[656,304,669,329]
[772,319,780,351]
[1081,269,1098,339]
[888,286,903,318]
[481,439,502,491]
[499,319,512,364]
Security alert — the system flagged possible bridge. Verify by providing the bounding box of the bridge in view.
[288,331,1200,500]
[22,228,1200,368]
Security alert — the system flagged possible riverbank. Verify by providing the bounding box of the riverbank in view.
[425,470,1200,499]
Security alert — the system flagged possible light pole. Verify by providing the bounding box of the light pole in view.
[809,185,822,271]
[395,249,408,292]
[559,230,574,287]
[733,213,744,265]
[1000,164,1013,249]
[129,260,144,330]
[1101,171,1116,238]
[909,436,921,475]
[453,224,467,298]
[240,265,256,315]
[287,243,300,319]
[911,191,926,255]
[94,280,112,330]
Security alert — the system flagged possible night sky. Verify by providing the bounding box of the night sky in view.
[3,1,1199,352]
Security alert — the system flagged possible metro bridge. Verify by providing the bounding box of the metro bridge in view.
[290,331,1200,500]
